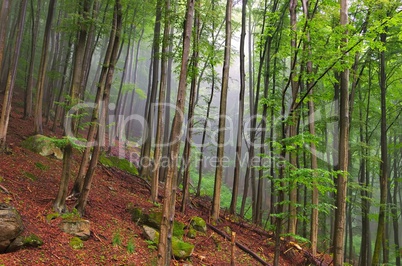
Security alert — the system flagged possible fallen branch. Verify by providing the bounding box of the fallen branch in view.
[0,184,10,194]
[207,223,271,266]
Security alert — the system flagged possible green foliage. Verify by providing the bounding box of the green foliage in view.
[145,239,157,251]
[127,238,136,254]
[69,237,84,250]
[23,171,37,181]
[34,162,49,171]
[112,231,122,246]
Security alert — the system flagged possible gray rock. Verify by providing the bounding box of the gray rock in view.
[60,219,90,240]
[142,225,159,243]
[0,204,24,253]
[6,235,24,252]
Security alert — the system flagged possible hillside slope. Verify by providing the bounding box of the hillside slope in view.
[0,93,331,265]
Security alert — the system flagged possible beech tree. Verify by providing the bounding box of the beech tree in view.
[332,0,350,264]
[33,0,56,134]
[157,0,194,264]
[211,0,233,222]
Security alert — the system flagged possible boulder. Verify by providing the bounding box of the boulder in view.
[190,216,207,233]
[142,225,194,260]
[7,234,44,253]
[142,225,159,243]
[129,208,185,238]
[22,135,63,160]
[172,237,194,259]
[0,204,24,253]
[60,219,90,240]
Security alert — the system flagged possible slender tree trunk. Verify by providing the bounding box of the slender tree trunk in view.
[181,2,199,212]
[53,0,90,213]
[392,136,401,266]
[33,0,56,135]
[0,0,27,151]
[140,0,162,179]
[24,0,41,118]
[151,0,170,203]
[333,0,350,264]
[52,36,73,131]
[230,0,247,216]
[211,0,232,222]
[157,1,193,264]
[372,31,388,266]
[0,0,10,77]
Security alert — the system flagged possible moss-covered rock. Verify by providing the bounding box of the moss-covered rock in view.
[146,211,162,229]
[187,228,197,239]
[172,237,194,259]
[22,135,63,160]
[99,154,138,175]
[190,216,207,233]
[129,207,144,224]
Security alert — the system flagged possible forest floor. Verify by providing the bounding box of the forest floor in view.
[0,91,333,265]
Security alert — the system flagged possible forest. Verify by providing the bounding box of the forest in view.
[0,0,402,265]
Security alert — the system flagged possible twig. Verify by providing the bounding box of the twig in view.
[92,231,104,243]
[0,184,10,194]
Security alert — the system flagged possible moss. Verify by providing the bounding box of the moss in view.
[171,237,194,259]
[223,226,232,235]
[99,154,138,175]
[187,228,197,239]
[23,171,37,181]
[173,220,185,238]
[129,207,143,223]
[34,162,49,171]
[61,208,81,221]
[46,212,60,221]
[23,234,43,247]
[190,216,207,233]
[69,237,84,249]
[146,211,162,229]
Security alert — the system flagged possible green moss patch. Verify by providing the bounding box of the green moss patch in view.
[69,237,84,249]
[172,237,194,259]
[99,154,138,176]
[23,234,43,247]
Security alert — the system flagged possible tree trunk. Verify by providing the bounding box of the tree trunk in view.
[211,0,232,222]
[157,1,193,264]
[0,0,27,151]
[24,0,41,118]
[140,0,162,179]
[53,0,91,213]
[76,0,122,215]
[392,136,401,266]
[33,0,56,135]
[230,0,247,216]
[180,0,199,213]
[332,0,350,264]
[151,0,170,203]
[372,31,388,266]
[0,0,10,80]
